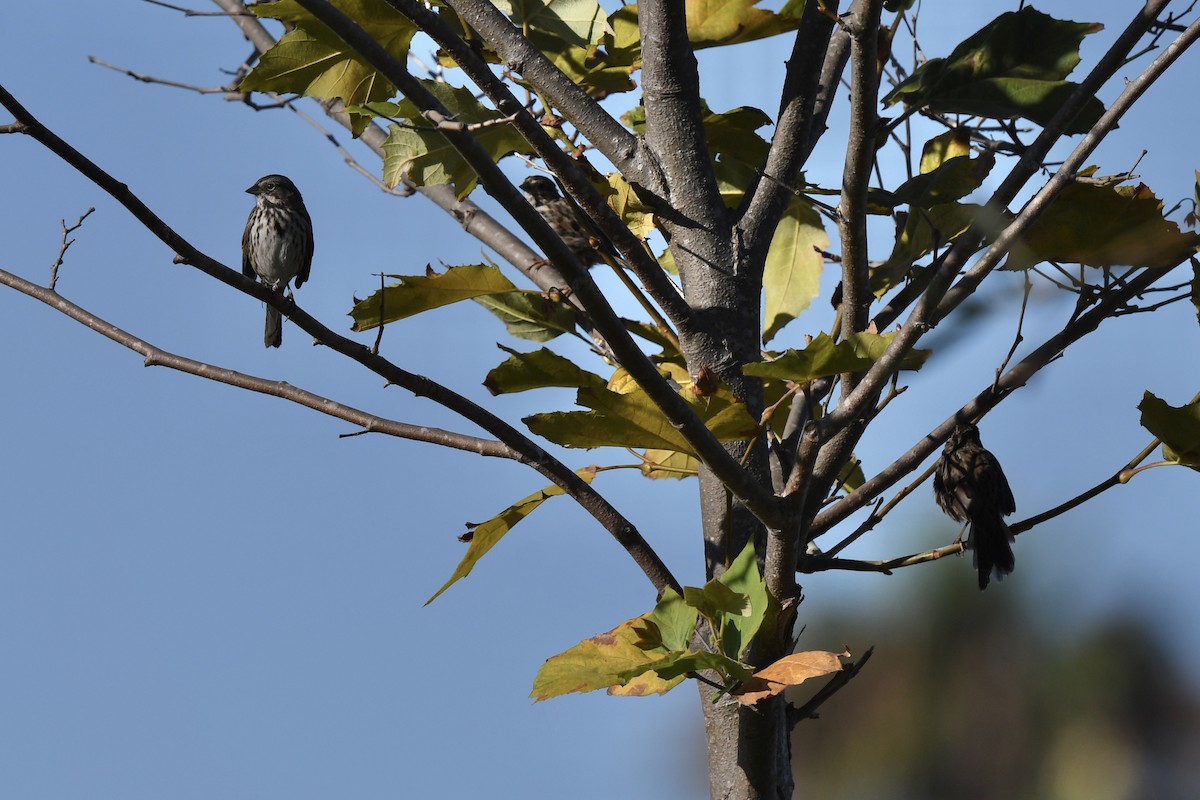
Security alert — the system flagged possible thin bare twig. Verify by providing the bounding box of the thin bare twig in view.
[49,207,95,290]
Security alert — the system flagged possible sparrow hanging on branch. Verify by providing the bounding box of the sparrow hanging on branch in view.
[242,174,313,348]
[519,175,618,270]
[933,421,1017,590]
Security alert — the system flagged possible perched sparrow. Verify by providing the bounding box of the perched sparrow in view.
[241,174,313,348]
[933,422,1017,590]
[519,175,612,268]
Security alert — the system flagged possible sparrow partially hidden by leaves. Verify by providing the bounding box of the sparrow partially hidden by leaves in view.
[241,174,313,348]
[933,422,1017,590]
[519,174,614,269]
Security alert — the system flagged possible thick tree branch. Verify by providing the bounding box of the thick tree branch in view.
[278,0,783,528]
[637,0,725,231]
[736,0,839,282]
[837,0,885,345]
[0,83,681,596]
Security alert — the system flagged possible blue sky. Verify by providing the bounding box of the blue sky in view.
[3,2,1200,798]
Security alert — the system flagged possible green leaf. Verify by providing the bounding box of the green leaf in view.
[379,80,534,198]
[472,291,579,342]
[882,7,1104,134]
[349,264,516,331]
[1138,392,1200,470]
[745,332,931,382]
[685,0,805,49]
[1004,181,1200,270]
[525,383,758,452]
[762,201,829,344]
[684,580,751,622]
[483,346,607,395]
[428,467,597,604]
[717,540,772,660]
[241,0,416,136]
[645,587,700,653]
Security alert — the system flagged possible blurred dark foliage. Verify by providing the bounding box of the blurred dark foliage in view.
[788,574,1200,799]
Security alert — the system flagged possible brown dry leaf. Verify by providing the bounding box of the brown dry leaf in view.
[731,650,848,706]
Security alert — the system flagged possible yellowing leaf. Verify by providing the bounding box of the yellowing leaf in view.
[241,0,416,136]
[762,201,829,344]
[1006,182,1200,270]
[731,650,847,705]
[532,588,697,701]
[349,264,517,331]
[685,0,805,49]
[497,0,612,47]
[638,450,698,480]
[427,467,597,604]
[378,81,534,198]
[525,383,757,453]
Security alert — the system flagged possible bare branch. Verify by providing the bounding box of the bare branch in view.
[0,266,513,458]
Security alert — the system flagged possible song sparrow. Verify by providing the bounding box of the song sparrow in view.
[933,422,1017,590]
[241,174,313,348]
[519,175,612,268]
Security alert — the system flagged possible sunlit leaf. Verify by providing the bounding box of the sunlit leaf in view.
[428,467,596,604]
[525,383,757,452]
[1138,392,1200,470]
[349,265,516,331]
[378,81,533,198]
[616,649,754,685]
[744,332,931,382]
[762,201,829,343]
[532,587,695,700]
[241,0,416,136]
[496,0,612,47]
[1006,182,1200,270]
[685,0,805,49]
[638,449,698,480]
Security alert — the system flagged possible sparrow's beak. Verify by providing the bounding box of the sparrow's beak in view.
[246,184,260,195]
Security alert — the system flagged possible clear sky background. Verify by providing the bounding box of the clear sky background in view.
[2,2,1199,798]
